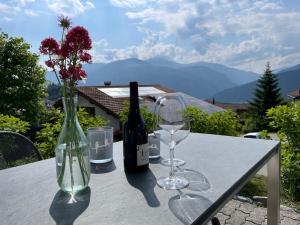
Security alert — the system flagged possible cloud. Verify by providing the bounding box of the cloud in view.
[110,0,155,8]
[3,17,13,22]
[108,0,300,72]
[0,1,38,17]
[46,0,95,17]
[0,3,13,13]
[91,32,202,64]
[24,9,39,16]
[17,0,36,7]
[93,39,109,48]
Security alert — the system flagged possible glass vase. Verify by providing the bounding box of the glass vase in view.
[55,96,90,194]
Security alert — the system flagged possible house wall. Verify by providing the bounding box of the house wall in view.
[78,96,121,131]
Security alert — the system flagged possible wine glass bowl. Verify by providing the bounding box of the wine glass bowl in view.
[154,93,190,190]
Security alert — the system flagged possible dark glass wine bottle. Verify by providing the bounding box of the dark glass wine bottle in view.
[123,82,149,172]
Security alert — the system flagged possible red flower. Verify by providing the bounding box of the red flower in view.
[62,26,92,57]
[45,60,55,68]
[67,66,87,81]
[40,17,92,86]
[59,69,69,80]
[58,15,71,29]
[79,52,92,63]
[39,38,60,55]
[77,68,87,80]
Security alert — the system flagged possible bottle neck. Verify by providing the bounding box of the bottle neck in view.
[129,92,140,117]
[128,82,141,118]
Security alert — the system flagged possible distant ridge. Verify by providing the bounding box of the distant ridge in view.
[46,58,259,99]
[214,65,300,103]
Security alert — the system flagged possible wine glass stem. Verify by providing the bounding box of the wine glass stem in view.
[169,132,175,179]
[169,147,175,179]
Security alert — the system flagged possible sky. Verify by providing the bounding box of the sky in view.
[1,0,300,73]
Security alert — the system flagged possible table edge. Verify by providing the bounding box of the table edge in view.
[192,141,280,225]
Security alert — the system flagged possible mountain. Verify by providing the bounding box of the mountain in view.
[81,58,240,99]
[214,66,300,103]
[186,62,259,85]
[278,64,300,73]
[146,57,183,69]
[46,58,259,99]
[46,63,106,83]
[146,57,259,85]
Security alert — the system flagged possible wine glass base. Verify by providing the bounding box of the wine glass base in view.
[161,158,185,167]
[157,176,189,190]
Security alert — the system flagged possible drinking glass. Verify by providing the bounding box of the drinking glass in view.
[88,126,113,164]
[154,93,190,190]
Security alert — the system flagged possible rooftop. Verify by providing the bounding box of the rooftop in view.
[287,89,300,100]
[76,84,174,118]
[76,84,224,118]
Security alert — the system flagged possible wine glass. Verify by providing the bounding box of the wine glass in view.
[156,95,190,167]
[154,93,190,190]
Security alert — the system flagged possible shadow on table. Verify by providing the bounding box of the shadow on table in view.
[125,169,160,208]
[169,191,212,225]
[49,187,91,225]
[175,167,211,192]
[91,161,116,174]
[149,156,163,164]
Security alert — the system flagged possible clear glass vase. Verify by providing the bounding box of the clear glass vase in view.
[55,96,90,194]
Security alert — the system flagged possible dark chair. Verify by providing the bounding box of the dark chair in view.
[0,131,42,170]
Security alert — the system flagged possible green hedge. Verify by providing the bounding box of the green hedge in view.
[267,102,300,201]
[184,106,241,136]
[36,107,107,159]
[0,114,30,133]
[118,101,156,133]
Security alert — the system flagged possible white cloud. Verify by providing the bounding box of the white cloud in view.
[109,0,300,72]
[3,17,13,22]
[93,39,109,48]
[25,9,39,16]
[0,3,13,13]
[46,0,95,17]
[91,32,202,64]
[17,0,36,7]
[0,1,38,17]
[110,0,156,8]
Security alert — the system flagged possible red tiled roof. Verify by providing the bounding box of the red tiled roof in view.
[76,84,174,118]
[288,90,300,99]
[205,99,249,113]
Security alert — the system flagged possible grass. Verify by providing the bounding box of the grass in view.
[239,175,268,197]
[239,175,300,211]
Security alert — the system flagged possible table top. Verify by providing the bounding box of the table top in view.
[0,133,279,225]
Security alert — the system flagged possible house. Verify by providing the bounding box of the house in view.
[74,84,224,132]
[205,99,249,115]
[287,90,300,101]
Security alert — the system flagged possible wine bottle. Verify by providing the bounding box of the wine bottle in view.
[123,82,149,172]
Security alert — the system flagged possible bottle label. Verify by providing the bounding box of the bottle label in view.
[137,143,149,166]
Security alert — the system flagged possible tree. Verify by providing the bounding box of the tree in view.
[248,62,284,130]
[267,102,300,200]
[46,82,61,101]
[0,32,46,126]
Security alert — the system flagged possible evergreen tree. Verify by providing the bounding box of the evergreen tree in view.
[248,62,284,130]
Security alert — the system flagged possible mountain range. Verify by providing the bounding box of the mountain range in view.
[46,58,259,99]
[46,58,299,102]
[214,65,300,103]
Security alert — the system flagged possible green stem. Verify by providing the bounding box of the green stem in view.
[57,147,67,186]
[57,94,90,192]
